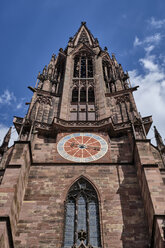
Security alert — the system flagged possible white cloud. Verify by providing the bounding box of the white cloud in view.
[144,33,162,44]
[16,97,26,110]
[0,90,16,105]
[133,33,162,49]
[150,17,165,29]
[0,124,18,147]
[16,102,22,109]
[133,36,142,47]
[129,54,165,144]
[144,45,154,54]
[139,56,159,72]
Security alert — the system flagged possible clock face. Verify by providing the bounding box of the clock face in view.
[57,133,108,163]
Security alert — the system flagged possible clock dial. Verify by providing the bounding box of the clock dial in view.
[57,133,108,162]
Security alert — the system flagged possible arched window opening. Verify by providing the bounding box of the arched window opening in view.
[74,57,80,78]
[73,55,93,79]
[81,56,86,78]
[64,178,101,248]
[88,58,93,78]
[72,88,78,102]
[102,60,110,84]
[88,87,95,102]
[80,87,86,102]
[64,198,75,246]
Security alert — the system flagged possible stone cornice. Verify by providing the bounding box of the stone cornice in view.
[105,86,139,97]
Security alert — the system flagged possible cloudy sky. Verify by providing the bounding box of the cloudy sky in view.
[0,0,165,146]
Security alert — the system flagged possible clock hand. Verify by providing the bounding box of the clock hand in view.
[85,145,100,151]
[70,142,79,147]
[70,143,100,151]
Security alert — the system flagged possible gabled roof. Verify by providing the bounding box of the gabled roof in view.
[72,22,96,46]
[69,42,96,56]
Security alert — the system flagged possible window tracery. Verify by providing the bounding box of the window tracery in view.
[78,30,90,45]
[64,178,101,248]
[74,55,93,79]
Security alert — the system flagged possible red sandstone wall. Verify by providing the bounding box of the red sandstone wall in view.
[14,165,149,248]
[31,133,132,164]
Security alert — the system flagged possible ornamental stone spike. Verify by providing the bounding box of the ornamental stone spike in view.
[154,125,165,151]
[0,126,12,152]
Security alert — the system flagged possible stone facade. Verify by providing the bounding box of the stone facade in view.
[0,22,165,248]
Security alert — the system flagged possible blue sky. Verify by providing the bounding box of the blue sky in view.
[0,0,165,145]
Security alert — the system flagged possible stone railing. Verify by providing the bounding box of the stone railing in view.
[13,115,152,133]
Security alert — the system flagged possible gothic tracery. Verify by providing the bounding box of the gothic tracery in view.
[64,178,101,248]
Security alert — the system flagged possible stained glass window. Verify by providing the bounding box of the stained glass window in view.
[64,199,75,247]
[63,178,101,247]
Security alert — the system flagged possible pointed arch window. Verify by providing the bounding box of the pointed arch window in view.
[81,56,86,78]
[88,87,95,103]
[88,58,93,78]
[80,87,86,102]
[72,87,79,102]
[73,55,93,78]
[64,178,101,248]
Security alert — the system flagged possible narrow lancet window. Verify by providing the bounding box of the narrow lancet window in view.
[81,56,86,78]
[74,57,80,78]
[64,199,75,247]
[80,87,86,102]
[63,178,101,248]
[88,58,93,77]
[88,87,95,102]
[72,88,78,102]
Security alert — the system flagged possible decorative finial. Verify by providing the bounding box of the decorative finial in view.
[0,127,12,152]
[104,46,108,51]
[43,65,47,75]
[81,21,86,25]
[112,53,116,59]
[51,53,55,60]
[154,126,164,150]
[37,71,41,78]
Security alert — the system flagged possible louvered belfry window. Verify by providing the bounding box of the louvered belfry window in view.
[63,178,101,248]
[72,87,79,102]
[71,54,96,121]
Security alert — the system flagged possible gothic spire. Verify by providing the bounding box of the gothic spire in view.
[154,126,165,150]
[0,127,12,154]
[71,21,98,47]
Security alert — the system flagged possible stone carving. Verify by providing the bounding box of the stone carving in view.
[115,95,130,104]
[78,30,90,45]
[13,115,152,135]
[37,96,52,106]
[78,230,87,241]
[71,242,93,248]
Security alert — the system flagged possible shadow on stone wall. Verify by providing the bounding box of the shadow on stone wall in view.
[116,165,150,248]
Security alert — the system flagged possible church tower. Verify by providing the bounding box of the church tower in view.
[0,22,165,248]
